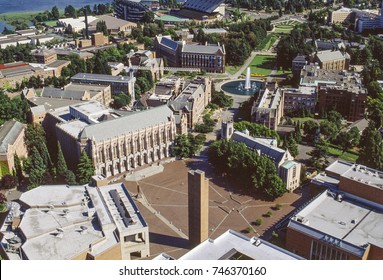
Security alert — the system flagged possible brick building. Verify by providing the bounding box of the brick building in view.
[317,84,367,122]
[286,161,383,260]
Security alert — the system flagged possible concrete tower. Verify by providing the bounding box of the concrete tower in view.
[188,169,209,248]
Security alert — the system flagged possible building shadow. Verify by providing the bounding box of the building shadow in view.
[149,232,189,249]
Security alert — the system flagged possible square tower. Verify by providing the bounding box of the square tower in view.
[188,169,209,248]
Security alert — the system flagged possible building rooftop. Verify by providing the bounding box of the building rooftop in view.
[71,72,134,83]
[182,44,224,54]
[315,50,346,63]
[182,0,225,14]
[0,120,25,153]
[232,131,287,164]
[289,190,383,257]
[2,183,146,260]
[89,15,136,30]
[79,105,174,141]
[179,230,304,260]
[28,97,84,112]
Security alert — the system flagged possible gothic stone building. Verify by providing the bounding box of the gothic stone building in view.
[52,101,176,177]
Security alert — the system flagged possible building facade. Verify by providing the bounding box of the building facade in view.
[0,183,150,260]
[251,83,284,131]
[154,35,226,73]
[71,72,136,96]
[222,124,301,192]
[169,77,212,128]
[286,160,383,260]
[282,87,317,113]
[314,50,349,71]
[52,102,176,177]
[0,120,28,177]
[317,84,367,122]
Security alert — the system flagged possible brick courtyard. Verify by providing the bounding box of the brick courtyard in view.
[124,158,310,259]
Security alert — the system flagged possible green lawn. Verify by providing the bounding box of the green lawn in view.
[327,146,359,162]
[44,20,58,27]
[258,34,278,51]
[226,65,242,75]
[274,25,294,34]
[244,55,276,76]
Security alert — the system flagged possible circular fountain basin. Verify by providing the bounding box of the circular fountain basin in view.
[221,80,262,96]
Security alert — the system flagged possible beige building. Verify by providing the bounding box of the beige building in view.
[169,77,212,128]
[41,83,112,106]
[251,82,284,131]
[51,101,176,177]
[0,62,54,89]
[0,120,28,177]
[0,183,150,260]
[31,49,57,64]
[314,50,349,70]
[88,15,137,34]
[222,124,301,192]
[330,7,353,24]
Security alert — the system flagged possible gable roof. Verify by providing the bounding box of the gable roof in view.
[232,131,288,164]
[79,105,174,142]
[0,120,25,153]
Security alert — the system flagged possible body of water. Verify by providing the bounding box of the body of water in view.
[0,0,112,14]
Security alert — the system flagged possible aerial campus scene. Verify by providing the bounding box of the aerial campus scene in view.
[0,0,382,261]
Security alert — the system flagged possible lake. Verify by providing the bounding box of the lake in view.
[0,0,112,14]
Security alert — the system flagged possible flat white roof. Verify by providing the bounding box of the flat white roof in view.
[290,191,383,255]
[180,230,303,260]
[4,183,146,260]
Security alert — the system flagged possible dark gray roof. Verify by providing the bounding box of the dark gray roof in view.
[159,36,180,51]
[232,131,287,164]
[182,44,223,54]
[0,120,25,153]
[183,0,224,13]
[79,105,174,142]
[71,73,133,83]
[41,87,85,100]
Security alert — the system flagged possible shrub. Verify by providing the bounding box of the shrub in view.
[255,218,263,226]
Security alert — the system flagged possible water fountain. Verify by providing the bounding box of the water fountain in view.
[245,67,251,90]
[221,67,262,96]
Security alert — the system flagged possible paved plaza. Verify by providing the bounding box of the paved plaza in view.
[124,158,311,259]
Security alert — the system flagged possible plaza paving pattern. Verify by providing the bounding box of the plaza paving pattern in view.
[124,159,310,259]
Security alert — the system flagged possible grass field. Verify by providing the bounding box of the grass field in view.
[274,25,294,34]
[44,20,58,27]
[327,146,359,162]
[245,55,276,76]
[226,65,242,75]
[258,34,278,51]
[0,11,42,23]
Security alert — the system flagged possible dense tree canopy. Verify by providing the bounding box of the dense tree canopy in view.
[208,140,286,199]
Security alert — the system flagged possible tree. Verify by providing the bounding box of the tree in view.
[96,20,109,36]
[76,150,94,184]
[28,147,46,190]
[0,174,18,190]
[112,93,132,109]
[327,110,343,129]
[303,120,320,143]
[283,135,298,158]
[357,127,383,170]
[320,120,339,141]
[142,11,155,23]
[56,142,68,177]
[24,123,46,154]
[13,153,23,183]
[64,5,77,18]
[65,170,77,185]
[51,6,60,20]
